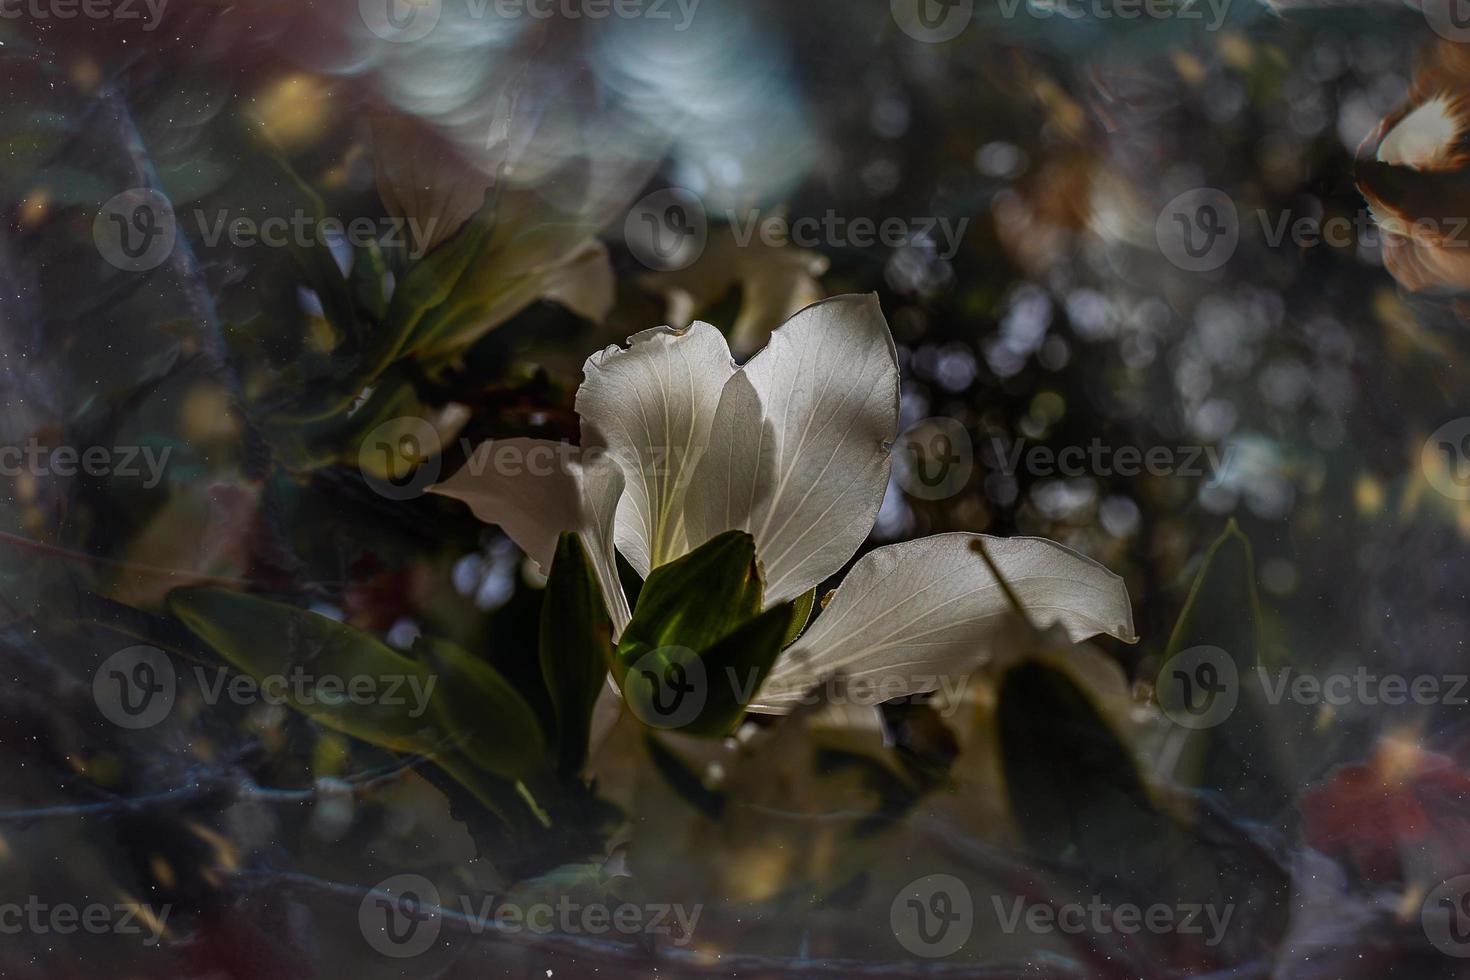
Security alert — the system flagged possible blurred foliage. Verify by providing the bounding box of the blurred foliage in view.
[3,0,1470,977]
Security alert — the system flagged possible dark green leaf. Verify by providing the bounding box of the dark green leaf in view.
[621,602,794,737]
[999,660,1171,887]
[169,587,437,753]
[540,533,614,776]
[614,530,763,681]
[1159,521,1300,817]
[414,635,550,782]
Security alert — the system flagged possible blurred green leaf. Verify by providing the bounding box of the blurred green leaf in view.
[999,659,1171,886]
[169,587,436,754]
[1164,520,1265,667]
[539,532,614,776]
[1160,521,1298,818]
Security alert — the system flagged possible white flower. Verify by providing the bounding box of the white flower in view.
[431,294,1136,711]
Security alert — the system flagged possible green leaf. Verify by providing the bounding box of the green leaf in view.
[998,658,1279,964]
[413,635,550,782]
[782,586,817,648]
[622,602,794,737]
[1164,520,1264,666]
[540,533,615,776]
[998,659,1171,887]
[349,238,391,323]
[169,587,437,754]
[613,531,794,736]
[614,530,763,680]
[1158,520,1300,817]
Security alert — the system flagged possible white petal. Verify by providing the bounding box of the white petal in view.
[574,322,736,576]
[749,533,1137,712]
[686,294,898,604]
[428,439,630,632]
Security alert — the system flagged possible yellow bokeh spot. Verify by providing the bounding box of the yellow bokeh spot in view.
[251,74,332,149]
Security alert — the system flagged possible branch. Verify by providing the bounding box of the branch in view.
[0,756,425,824]
[232,868,1093,980]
